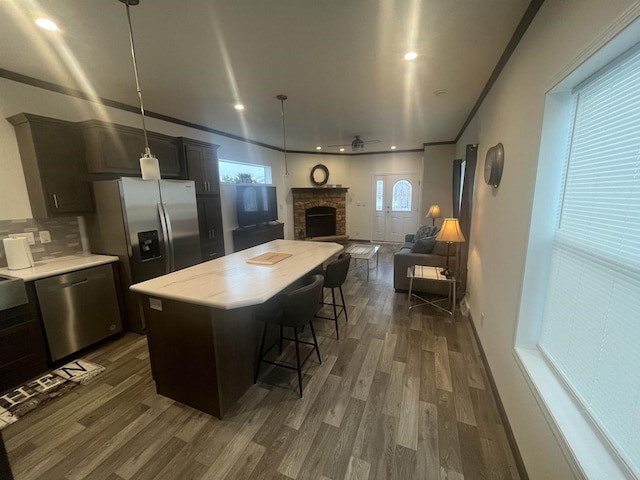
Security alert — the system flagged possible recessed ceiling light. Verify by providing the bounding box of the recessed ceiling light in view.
[391,146,397,150]
[35,18,58,31]
[316,146,322,150]
[434,89,448,96]
[339,148,345,152]
[234,103,245,111]
[404,52,417,61]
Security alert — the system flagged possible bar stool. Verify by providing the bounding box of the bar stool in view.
[315,253,351,340]
[254,274,324,397]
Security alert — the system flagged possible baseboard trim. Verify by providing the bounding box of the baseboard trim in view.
[467,313,529,480]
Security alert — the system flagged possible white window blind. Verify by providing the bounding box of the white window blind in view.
[538,45,640,476]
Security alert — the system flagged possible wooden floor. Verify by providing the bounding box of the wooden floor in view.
[3,244,521,480]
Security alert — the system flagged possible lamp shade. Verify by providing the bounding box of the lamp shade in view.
[426,204,442,219]
[436,218,465,243]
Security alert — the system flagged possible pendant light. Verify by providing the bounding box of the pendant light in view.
[277,94,289,176]
[119,0,160,180]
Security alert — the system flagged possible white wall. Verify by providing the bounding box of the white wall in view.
[285,151,424,240]
[456,1,640,478]
[423,144,456,221]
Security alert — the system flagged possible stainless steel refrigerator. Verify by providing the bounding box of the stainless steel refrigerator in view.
[87,178,201,333]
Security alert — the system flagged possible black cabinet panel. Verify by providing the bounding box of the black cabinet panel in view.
[0,292,48,392]
[182,138,220,194]
[82,120,183,178]
[8,113,93,217]
[232,223,284,252]
[196,196,225,260]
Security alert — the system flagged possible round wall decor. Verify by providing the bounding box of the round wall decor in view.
[310,164,329,186]
[484,143,504,188]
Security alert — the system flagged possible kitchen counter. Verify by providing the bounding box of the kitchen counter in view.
[132,239,343,418]
[0,254,119,281]
[130,239,343,309]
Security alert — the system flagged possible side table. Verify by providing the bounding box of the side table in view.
[407,265,456,316]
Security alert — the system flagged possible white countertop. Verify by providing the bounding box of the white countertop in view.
[0,254,119,281]
[130,239,343,310]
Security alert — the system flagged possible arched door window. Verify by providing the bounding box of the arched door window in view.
[392,180,412,211]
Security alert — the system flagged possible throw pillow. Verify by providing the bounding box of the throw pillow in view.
[410,237,436,254]
[414,225,433,242]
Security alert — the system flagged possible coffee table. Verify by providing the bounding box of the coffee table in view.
[407,265,456,316]
[345,244,380,283]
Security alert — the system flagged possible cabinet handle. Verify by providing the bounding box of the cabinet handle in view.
[53,194,59,209]
[209,229,213,239]
[206,181,210,191]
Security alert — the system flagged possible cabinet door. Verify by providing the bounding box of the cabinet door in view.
[83,121,182,178]
[183,139,220,194]
[33,122,93,215]
[9,114,92,218]
[201,241,224,261]
[185,144,207,194]
[196,196,224,244]
[203,147,220,194]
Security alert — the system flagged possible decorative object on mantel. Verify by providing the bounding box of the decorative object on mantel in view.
[484,143,504,188]
[277,94,290,176]
[425,204,442,226]
[310,164,330,186]
[119,0,160,180]
[436,218,466,277]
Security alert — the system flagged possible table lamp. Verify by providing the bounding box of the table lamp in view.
[436,218,465,277]
[426,205,442,226]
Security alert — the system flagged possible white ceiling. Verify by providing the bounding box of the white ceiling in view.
[0,0,529,153]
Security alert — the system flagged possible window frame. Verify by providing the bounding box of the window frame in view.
[218,159,272,185]
[514,19,640,480]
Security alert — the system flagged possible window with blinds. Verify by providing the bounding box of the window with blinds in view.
[538,44,640,476]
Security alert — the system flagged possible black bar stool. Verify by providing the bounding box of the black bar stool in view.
[315,253,351,340]
[254,274,324,397]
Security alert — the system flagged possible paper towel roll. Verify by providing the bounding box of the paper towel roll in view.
[3,237,35,270]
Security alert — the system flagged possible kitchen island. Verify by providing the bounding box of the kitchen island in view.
[130,239,343,417]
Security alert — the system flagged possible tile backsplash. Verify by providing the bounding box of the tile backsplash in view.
[0,217,83,267]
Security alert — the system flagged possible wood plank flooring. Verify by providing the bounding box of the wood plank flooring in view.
[3,244,521,479]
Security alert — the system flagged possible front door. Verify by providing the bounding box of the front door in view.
[372,173,420,242]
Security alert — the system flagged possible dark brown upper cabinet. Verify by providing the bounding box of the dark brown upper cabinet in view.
[82,120,183,178]
[181,138,220,194]
[8,113,93,218]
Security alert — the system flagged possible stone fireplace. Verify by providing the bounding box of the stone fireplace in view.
[291,187,349,240]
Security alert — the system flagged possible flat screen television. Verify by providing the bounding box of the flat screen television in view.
[236,185,278,227]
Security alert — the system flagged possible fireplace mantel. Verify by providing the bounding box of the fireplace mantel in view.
[291,187,348,239]
[291,187,349,194]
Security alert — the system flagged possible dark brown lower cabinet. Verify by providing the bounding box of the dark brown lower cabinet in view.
[0,291,48,393]
[196,195,225,261]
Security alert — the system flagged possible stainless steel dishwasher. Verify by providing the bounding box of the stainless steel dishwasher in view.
[35,264,123,361]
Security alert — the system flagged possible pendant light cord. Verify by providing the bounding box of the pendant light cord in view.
[124,1,150,155]
[277,94,289,175]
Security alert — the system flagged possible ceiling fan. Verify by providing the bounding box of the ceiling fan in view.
[328,135,381,152]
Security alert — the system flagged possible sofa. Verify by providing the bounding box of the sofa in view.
[393,225,456,295]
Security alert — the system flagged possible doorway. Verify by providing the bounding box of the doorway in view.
[372,173,420,242]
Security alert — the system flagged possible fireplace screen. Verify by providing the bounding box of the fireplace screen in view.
[305,206,336,237]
